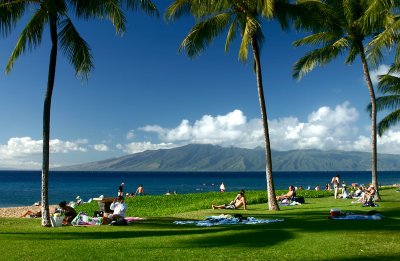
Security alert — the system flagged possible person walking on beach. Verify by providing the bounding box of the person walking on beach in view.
[331,175,340,199]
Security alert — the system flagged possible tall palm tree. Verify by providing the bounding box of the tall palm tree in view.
[292,0,390,200]
[367,66,400,136]
[166,0,296,210]
[0,0,157,226]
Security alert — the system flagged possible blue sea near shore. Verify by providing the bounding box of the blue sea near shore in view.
[0,170,399,207]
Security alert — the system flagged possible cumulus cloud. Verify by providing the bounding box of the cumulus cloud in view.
[93,144,109,152]
[0,137,90,169]
[116,141,177,154]
[126,102,400,154]
[370,64,390,85]
[136,103,359,151]
[0,137,88,157]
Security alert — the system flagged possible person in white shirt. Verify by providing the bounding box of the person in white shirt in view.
[105,196,127,223]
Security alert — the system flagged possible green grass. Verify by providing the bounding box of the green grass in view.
[1,188,399,260]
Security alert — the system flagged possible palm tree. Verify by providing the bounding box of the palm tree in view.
[292,0,389,200]
[367,66,400,136]
[0,0,157,226]
[165,0,297,210]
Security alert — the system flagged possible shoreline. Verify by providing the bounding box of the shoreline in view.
[0,205,58,218]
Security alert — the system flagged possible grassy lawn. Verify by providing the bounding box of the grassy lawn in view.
[1,188,399,260]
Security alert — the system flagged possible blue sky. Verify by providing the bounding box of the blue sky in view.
[1,2,399,170]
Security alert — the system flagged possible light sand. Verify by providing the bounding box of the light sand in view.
[0,205,58,218]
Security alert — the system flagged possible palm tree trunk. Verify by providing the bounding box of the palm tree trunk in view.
[358,43,381,201]
[251,38,279,210]
[41,14,58,227]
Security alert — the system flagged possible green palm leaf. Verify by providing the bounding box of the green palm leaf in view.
[58,18,93,79]
[5,8,47,73]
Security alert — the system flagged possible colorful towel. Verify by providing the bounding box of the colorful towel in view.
[174,215,284,227]
[71,212,103,226]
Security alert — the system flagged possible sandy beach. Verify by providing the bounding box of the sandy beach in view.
[0,205,58,218]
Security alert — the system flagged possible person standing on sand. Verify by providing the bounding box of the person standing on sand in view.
[331,175,340,199]
[118,182,125,196]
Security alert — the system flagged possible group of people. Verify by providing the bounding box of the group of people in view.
[118,182,146,197]
[330,175,376,203]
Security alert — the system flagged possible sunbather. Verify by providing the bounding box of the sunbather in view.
[20,210,41,218]
[212,189,247,210]
[276,186,296,201]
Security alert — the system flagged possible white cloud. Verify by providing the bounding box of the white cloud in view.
[126,130,135,140]
[93,144,109,152]
[0,137,88,157]
[130,102,389,154]
[370,64,390,85]
[0,137,89,169]
[116,141,177,154]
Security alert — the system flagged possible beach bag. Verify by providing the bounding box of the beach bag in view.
[296,196,305,204]
[110,218,128,226]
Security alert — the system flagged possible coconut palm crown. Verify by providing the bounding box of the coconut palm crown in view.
[0,0,158,226]
[166,0,298,210]
[291,0,393,200]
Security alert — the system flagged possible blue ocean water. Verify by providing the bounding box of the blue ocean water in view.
[0,170,399,207]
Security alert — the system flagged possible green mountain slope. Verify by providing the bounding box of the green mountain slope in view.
[58,144,400,171]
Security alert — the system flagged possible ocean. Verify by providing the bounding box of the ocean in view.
[0,170,399,207]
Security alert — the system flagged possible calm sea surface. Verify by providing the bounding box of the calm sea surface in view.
[0,170,399,207]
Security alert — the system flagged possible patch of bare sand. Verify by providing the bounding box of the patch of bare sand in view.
[0,205,58,218]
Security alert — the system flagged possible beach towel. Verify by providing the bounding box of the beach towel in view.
[174,214,284,227]
[329,210,383,220]
[124,217,145,224]
[71,212,103,226]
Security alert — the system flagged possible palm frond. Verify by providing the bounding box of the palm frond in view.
[377,109,400,136]
[5,8,47,73]
[225,17,238,52]
[293,31,341,47]
[239,15,262,62]
[58,18,93,79]
[125,0,159,16]
[179,12,231,58]
[0,0,26,36]
[345,39,361,64]
[378,74,400,93]
[375,95,400,112]
[293,43,344,80]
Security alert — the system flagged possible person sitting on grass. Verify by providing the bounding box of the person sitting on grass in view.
[104,196,127,224]
[212,189,247,210]
[58,201,77,225]
[276,186,296,201]
[362,184,376,204]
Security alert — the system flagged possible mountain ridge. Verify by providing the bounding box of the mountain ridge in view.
[57,144,400,171]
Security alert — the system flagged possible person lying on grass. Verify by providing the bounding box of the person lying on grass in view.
[212,189,247,210]
[20,210,41,218]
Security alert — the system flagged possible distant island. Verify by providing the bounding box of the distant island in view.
[57,144,400,171]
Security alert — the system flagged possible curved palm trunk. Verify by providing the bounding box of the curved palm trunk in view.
[41,14,58,227]
[358,43,381,201]
[251,38,279,210]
